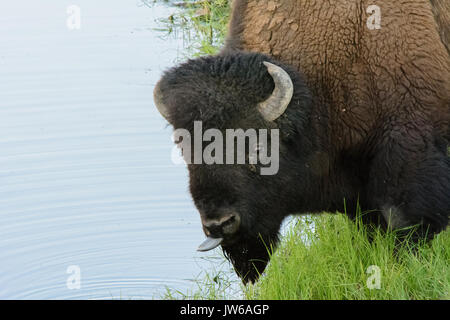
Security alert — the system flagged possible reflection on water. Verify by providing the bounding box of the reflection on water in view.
[0,0,237,299]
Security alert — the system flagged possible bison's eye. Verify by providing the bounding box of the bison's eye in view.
[247,143,265,173]
[248,143,264,163]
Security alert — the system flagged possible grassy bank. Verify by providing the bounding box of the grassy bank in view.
[156,0,450,300]
[249,214,449,300]
[164,214,449,300]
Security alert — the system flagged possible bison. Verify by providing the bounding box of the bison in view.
[153,0,450,283]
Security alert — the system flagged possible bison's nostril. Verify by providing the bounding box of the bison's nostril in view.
[221,214,240,235]
[203,213,241,237]
[204,224,221,237]
[223,215,236,225]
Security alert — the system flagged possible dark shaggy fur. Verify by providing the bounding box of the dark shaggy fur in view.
[155,1,450,283]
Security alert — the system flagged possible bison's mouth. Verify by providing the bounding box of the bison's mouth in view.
[222,236,273,284]
[197,208,281,283]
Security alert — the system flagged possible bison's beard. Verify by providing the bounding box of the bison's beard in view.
[222,233,279,284]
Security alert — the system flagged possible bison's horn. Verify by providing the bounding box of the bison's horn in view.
[258,62,294,121]
[153,80,170,120]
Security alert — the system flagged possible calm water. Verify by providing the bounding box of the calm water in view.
[0,0,237,299]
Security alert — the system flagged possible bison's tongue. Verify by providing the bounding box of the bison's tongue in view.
[197,237,223,252]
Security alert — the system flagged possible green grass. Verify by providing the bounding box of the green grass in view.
[248,214,449,300]
[155,1,450,300]
[151,0,231,56]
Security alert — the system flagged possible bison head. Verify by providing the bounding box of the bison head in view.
[153,51,316,283]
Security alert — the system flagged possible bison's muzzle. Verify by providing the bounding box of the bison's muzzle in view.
[197,212,241,252]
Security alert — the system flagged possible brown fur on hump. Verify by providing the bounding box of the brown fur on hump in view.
[225,0,450,149]
[430,0,450,53]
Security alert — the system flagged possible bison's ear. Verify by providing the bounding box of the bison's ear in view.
[258,62,294,122]
[153,80,170,120]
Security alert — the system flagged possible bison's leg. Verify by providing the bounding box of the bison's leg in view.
[366,132,450,242]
